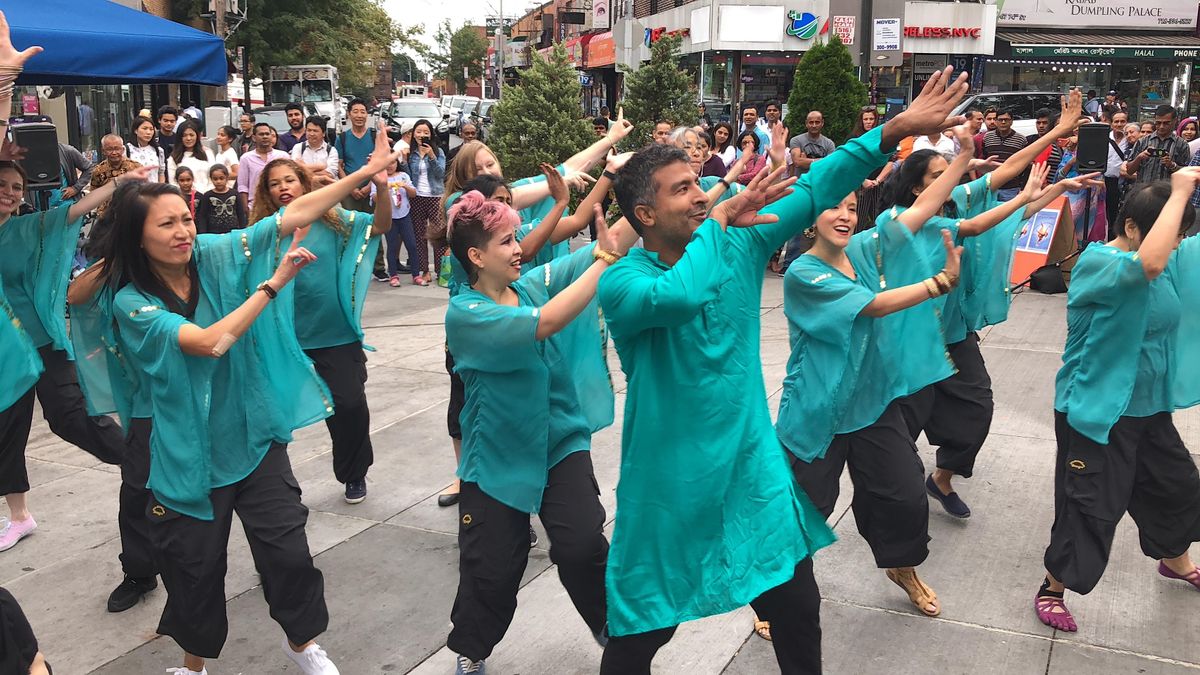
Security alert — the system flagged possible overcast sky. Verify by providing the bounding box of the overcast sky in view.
[383,0,546,68]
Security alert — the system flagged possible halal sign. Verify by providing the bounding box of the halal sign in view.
[786,10,826,40]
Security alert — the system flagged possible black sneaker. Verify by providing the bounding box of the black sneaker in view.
[397,261,411,274]
[345,479,368,504]
[107,575,157,613]
[372,270,390,282]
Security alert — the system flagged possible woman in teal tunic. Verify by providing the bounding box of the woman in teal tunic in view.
[248,125,393,505]
[73,142,397,674]
[437,130,631,509]
[1035,172,1200,633]
[894,91,1085,517]
[443,190,636,675]
[0,156,155,554]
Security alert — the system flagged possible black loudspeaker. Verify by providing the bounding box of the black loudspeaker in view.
[1076,122,1111,174]
[9,122,62,190]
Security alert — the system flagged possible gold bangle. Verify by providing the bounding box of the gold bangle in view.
[937,270,958,289]
[923,278,941,298]
[592,248,621,265]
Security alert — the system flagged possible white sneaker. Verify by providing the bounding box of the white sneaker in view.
[282,637,340,675]
[164,667,207,675]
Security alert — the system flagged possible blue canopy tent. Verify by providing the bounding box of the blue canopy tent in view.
[5,0,227,85]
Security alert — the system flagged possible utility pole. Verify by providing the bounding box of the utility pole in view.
[496,0,504,99]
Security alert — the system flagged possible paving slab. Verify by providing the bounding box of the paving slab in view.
[1047,641,1200,674]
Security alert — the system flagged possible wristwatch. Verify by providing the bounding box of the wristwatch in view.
[256,281,278,299]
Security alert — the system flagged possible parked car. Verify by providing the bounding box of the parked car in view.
[952,92,1066,137]
[380,97,452,148]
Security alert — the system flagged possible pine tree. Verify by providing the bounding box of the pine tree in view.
[785,34,868,145]
[489,44,594,183]
[620,34,697,148]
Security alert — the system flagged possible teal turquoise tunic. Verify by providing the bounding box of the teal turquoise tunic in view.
[445,164,570,297]
[285,207,381,350]
[75,217,333,519]
[776,222,954,463]
[445,243,613,513]
[596,126,891,637]
[0,205,84,352]
[1054,240,1200,444]
[0,281,42,411]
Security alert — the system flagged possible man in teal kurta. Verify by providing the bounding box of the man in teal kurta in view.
[595,72,967,671]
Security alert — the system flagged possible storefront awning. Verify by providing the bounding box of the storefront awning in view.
[8,0,228,86]
[998,31,1200,59]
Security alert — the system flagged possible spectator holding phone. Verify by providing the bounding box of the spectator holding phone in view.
[1124,105,1192,186]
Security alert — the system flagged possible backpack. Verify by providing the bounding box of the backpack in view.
[334,127,376,164]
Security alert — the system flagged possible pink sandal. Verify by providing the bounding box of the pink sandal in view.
[1034,594,1077,632]
[1158,561,1200,590]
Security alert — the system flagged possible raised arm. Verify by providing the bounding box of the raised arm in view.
[534,206,622,339]
[897,126,974,232]
[279,120,400,237]
[369,172,391,235]
[1139,168,1200,280]
[990,89,1082,190]
[554,151,628,233]
[68,164,155,221]
[957,162,1045,237]
[67,262,105,305]
[1022,171,1102,219]
[863,230,962,316]
[517,164,570,263]
[177,241,316,357]
[563,107,633,173]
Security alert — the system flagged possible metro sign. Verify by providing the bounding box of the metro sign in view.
[903,26,982,38]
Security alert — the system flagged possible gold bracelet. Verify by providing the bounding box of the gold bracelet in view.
[592,248,621,265]
[923,278,941,298]
[936,270,958,289]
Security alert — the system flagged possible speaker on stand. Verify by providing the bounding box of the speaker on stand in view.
[8,121,63,211]
[1072,122,1110,246]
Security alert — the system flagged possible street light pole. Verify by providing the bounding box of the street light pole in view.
[496,0,504,100]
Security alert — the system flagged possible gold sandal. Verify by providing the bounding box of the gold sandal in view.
[886,568,941,617]
[753,617,772,641]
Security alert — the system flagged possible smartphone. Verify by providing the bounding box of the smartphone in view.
[1147,147,1168,158]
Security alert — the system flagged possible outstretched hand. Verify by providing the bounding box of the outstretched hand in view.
[0,136,26,161]
[711,163,796,229]
[768,123,789,168]
[606,106,633,145]
[884,66,969,145]
[542,163,569,202]
[1055,89,1083,134]
[271,240,318,287]
[1019,162,1050,202]
[592,204,617,253]
[1054,171,1103,193]
[364,120,403,176]
[0,10,42,74]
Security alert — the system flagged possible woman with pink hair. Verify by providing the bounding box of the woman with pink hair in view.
[442,191,636,674]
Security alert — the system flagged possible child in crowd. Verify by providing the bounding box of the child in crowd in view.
[370,157,419,286]
[175,166,197,218]
[195,164,247,235]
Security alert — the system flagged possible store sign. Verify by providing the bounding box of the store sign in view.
[785,11,824,40]
[1012,45,1200,59]
[903,26,981,39]
[999,0,1196,29]
[831,16,855,45]
[873,18,901,51]
[998,0,1195,28]
[903,2,996,55]
[587,31,616,67]
[593,0,610,29]
[644,26,690,47]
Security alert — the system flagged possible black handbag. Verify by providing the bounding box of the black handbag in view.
[1029,264,1069,294]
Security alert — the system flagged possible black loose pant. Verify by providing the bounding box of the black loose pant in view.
[445,347,464,440]
[1104,177,1122,228]
[0,388,36,496]
[898,333,994,479]
[790,402,931,569]
[1044,411,1200,595]
[447,451,608,662]
[305,342,373,484]
[35,346,126,466]
[117,418,156,579]
[148,444,328,658]
[599,558,822,675]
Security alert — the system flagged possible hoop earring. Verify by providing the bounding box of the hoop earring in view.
[803,226,816,239]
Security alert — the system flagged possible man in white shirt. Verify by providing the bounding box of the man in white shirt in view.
[1104,109,1129,226]
[291,115,340,186]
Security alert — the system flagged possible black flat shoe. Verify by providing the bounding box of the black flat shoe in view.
[107,575,157,613]
[438,491,460,507]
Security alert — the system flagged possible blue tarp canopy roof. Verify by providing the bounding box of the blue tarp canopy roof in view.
[5,0,227,86]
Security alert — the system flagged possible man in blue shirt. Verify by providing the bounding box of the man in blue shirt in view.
[336,98,388,279]
[738,103,771,157]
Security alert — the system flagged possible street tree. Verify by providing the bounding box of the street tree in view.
[489,44,593,183]
[392,52,426,84]
[620,34,697,148]
[427,21,490,93]
[784,33,868,145]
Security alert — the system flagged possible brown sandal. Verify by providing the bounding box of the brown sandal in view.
[753,617,772,641]
[886,568,941,617]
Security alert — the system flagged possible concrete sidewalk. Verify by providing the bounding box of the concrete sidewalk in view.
[3,278,1198,674]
